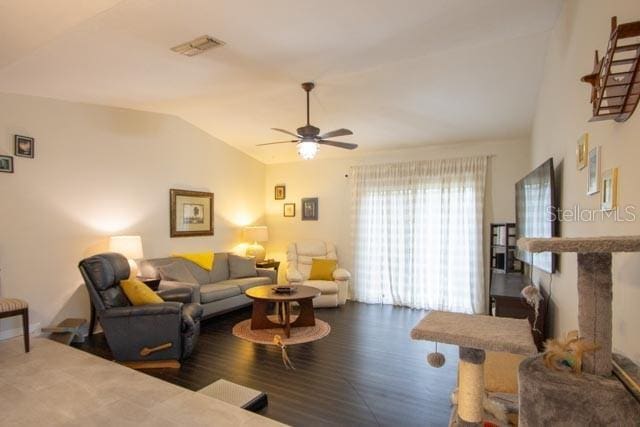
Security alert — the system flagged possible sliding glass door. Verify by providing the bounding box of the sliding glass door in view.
[350,157,487,313]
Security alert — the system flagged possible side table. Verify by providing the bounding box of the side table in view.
[256,260,280,280]
[490,272,547,351]
[138,276,161,291]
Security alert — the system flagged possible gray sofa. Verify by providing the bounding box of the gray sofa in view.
[138,253,276,319]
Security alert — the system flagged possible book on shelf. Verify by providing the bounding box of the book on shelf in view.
[494,225,506,246]
[493,224,517,246]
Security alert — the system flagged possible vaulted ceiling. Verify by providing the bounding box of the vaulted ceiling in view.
[0,0,563,163]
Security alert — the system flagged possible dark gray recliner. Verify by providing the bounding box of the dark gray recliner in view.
[79,252,202,363]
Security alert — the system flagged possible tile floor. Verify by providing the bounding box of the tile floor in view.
[0,337,285,426]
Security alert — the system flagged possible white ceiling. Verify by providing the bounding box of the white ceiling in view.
[0,0,562,163]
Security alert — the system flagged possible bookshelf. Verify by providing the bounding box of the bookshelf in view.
[488,223,547,351]
[489,223,523,274]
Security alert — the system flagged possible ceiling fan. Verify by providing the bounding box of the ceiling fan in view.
[257,82,357,160]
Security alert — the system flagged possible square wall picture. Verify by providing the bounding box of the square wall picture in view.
[170,189,214,237]
[576,133,588,170]
[301,197,318,221]
[0,155,14,173]
[283,203,295,217]
[14,135,34,159]
[587,146,600,195]
[275,185,286,200]
[601,167,618,211]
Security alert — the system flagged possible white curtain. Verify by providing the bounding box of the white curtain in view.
[350,156,487,314]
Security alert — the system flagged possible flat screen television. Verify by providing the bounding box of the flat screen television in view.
[515,158,557,273]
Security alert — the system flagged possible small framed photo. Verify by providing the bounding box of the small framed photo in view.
[587,146,600,195]
[274,184,286,200]
[576,133,588,170]
[601,167,618,211]
[301,197,318,221]
[0,155,14,173]
[170,189,214,237]
[283,203,296,217]
[14,135,34,159]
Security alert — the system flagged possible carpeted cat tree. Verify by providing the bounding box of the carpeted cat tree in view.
[516,236,640,425]
[411,311,538,425]
[411,236,640,426]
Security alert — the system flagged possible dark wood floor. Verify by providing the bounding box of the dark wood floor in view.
[74,302,458,426]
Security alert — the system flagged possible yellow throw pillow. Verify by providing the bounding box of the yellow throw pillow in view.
[120,279,163,306]
[172,251,214,271]
[309,258,337,280]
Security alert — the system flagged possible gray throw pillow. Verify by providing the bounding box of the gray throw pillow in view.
[158,261,198,283]
[228,254,258,279]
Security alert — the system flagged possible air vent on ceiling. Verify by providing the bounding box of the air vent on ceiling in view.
[171,35,225,57]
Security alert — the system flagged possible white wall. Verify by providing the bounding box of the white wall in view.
[530,0,640,363]
[0,93,265,335]
[264,138,530,304]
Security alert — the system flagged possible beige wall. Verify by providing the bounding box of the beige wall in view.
[530,0,640,363]
[0,93,265,336]
[264,138,530,303]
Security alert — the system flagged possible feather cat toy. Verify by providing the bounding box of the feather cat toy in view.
[543,330,600,374]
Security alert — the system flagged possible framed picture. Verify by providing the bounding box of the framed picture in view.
[587,146,600,195]
[301,197,318,221]
[283,203,296,217]
[0,155,14,173]
[601,168,618,211]
[170,189,214,237]
[576,133,588,170]
[14,135,34,159]
[274,184,286,200]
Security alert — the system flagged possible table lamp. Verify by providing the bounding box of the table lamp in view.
[109,235,144,278]
[242,226,268,262]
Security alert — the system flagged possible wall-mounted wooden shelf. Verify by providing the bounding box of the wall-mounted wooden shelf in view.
[581,16,640,123]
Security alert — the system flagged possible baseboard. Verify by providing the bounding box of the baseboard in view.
[0,322,41,341]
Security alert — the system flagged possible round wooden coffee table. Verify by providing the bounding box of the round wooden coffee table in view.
[245,285,321,338]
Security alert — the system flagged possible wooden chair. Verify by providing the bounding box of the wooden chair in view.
[0,298,29,352]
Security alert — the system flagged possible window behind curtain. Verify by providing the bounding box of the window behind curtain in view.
[350,157,487,313]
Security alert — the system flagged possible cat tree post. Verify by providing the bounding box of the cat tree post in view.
[577,252,612,375]
[457,347,485,425]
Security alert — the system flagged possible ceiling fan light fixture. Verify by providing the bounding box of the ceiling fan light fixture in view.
[297,140,319,160]
[260,82,356,159]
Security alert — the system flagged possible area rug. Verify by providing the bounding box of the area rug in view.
[232,315,331,345]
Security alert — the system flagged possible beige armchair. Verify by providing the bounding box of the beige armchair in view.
[285,240,350,307]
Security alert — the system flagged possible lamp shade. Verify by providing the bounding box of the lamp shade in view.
[242,226,268,243]
[109,235,144,260]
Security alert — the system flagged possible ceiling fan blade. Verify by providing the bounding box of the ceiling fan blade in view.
[271,128,301,138]
[319,128,353,140]
[256,140,298,146]
[318,140,358,150]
